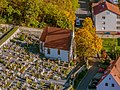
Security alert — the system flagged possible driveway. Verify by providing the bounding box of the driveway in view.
[76,63,99,90]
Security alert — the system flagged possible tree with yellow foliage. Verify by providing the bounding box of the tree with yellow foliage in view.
[0,0,79,29]
[75,17,102,63]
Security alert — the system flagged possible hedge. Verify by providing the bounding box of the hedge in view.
[117,38,120,46]
[0,26,19,46]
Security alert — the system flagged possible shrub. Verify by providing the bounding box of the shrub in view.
[19,34,25,41]
[117,38,120,46]
[70,61,75,66]
[39,22,47,28]
[50,84,54,89]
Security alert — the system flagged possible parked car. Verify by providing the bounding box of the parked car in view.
[76,17,81,26]
[92,80,98,85]
[88,85,96,89]
[104,32,110,35]
[92,78,100,82]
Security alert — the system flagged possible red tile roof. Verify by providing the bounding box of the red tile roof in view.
[110,58,120,86]
[92,0,105,7]
[97,57,120,86]
[40,27,72,51]
[93,1,120,15]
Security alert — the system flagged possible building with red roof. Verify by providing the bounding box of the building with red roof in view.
[92,0,120,33]
[96,57,120,90]
[109,0,118,4]
[39,27,74,62]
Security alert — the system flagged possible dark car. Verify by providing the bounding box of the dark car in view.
[88,85,96,89]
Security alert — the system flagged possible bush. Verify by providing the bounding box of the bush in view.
[19,34,25,41]
[0,17,6,24]
[0,58,6,65]
[50,84,54,89]
[101,57,110,65]
[70,61,75,66]
[39,22,47,28]
[117,38,120,46]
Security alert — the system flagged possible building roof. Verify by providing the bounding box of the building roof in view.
[97,57,120,86]
[40,27,72,51]
[93,1,120,15]
[92,0,105,7]
[109,0,119,4]
[110,58,120,86]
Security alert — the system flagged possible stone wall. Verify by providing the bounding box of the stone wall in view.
[0,24,43,48]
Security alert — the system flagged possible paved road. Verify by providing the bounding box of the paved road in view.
[76,63,99,90]
[76,0,91,20]
[97,34,120,38]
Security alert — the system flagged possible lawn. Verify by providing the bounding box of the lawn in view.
[102,38,120,52]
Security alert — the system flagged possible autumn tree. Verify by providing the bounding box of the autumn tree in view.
[75,17,102,63]
[0,0,79,29]
[101,50,108,60]
[0,0,8,23]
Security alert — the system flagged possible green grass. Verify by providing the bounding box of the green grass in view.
[102,38,120,52]
[0,26,19,46]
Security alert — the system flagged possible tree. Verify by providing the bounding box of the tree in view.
[0,0,79,29]
[101,50,108,60]
[75,17,102,63]
[0,0,8,23]
[0,0,8,15]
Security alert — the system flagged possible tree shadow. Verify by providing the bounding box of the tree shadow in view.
[12,38,40,55]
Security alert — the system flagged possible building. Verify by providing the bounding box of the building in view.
[39,27,74,62]
[91,0,118,4]
[92,1,120,33]
[96,57,120,90]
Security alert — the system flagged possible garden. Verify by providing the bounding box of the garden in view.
[102,38,120,60]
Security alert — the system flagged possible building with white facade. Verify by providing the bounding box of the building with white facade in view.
[39,27,74,62]
[96,57,120,90]
[109,0,118,4]
[92,1,120,33]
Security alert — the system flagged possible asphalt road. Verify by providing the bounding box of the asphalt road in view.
[76,64,99,90]
[76,0,91,19]
[97,34,120,38]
